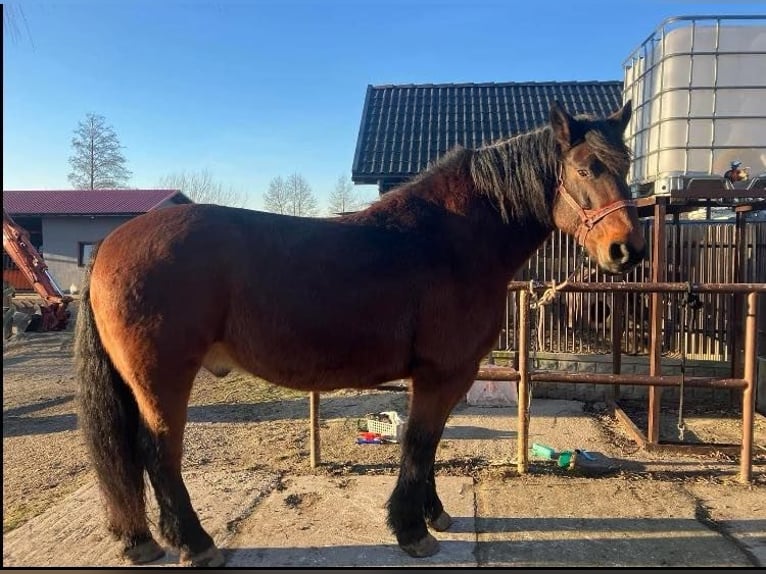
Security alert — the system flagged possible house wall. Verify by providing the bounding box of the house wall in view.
[42,216,131,292]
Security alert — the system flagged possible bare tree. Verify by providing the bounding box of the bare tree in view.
[158,169,247,207]
[68,113,132,189]
[326,174,376,215]
[263,173,318,216]
[263,176,291,214]
[286,173,318,216]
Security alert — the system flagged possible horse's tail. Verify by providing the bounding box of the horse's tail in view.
[75,244,147,536]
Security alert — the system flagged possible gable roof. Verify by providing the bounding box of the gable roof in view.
[2,189,192,216]
[352,80,624,189]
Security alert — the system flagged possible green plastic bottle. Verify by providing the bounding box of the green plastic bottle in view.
[531,443,557,460]
[557,450,576,469]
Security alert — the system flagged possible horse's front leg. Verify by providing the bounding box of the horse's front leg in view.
[387,374,470,557]
[425,463,453,532]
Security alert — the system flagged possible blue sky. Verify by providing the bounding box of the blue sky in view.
[3,1,762,210]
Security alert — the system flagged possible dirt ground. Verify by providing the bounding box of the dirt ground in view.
[3,328,766,566]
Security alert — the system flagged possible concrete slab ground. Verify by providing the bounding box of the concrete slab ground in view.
[227,475,476,567]
[475,479,757,567]
[3,399,763,567]
[2,469,280,567]
[438,400,612,465]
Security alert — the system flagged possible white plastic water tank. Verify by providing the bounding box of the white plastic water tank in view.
[623,16,766,190]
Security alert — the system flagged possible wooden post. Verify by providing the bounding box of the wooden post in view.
[309,391,320,468]
[648,199,667,444]
[517,290,530,475]
[740,292,757,483]
[609,294,624,406]
[667,211,681,353]
[730,210,746,379]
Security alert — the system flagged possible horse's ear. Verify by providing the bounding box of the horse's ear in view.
[609,100,632,133]
[549,100,583,150]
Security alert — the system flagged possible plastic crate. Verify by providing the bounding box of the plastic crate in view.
[366,417,407,442]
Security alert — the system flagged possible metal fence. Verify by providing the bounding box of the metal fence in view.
[496,218,766,360]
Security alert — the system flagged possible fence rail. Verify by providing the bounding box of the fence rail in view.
[496,219,766,360]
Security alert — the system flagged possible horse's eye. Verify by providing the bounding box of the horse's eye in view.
[577,169,590,178]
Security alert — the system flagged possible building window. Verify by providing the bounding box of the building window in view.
[78,242,96,267]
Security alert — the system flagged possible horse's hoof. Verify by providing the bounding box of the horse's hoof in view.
[400,533,439,558]
[428,510,453,532]
[123,538,165,564]
[181,545,226,567]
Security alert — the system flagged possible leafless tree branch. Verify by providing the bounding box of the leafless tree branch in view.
[158,169,248,207]
[263,173,318,216]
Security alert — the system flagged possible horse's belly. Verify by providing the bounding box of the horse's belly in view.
[220,323,411,391]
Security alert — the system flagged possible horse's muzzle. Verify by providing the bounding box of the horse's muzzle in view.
[601,241,646,274]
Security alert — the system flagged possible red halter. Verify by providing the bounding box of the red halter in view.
[555,166,636,245]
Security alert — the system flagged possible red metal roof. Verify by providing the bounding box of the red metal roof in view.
[2,189,192,215]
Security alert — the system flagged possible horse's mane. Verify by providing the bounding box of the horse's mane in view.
[408,145,474,185]
[470,126,558,226]
[373,113,631,229]
[399,135,554,227]
[470,116,631,225]
[580,118,632,175]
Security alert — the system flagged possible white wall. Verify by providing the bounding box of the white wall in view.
[42,216,131,293]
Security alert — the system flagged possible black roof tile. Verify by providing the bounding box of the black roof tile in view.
[352,81,623,189]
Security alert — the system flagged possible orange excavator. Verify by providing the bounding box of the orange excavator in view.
[3,208,71,331]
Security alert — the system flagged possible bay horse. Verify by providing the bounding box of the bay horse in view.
[76,100,645,566]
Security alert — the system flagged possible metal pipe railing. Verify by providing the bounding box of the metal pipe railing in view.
[493,281,760,483]
[507,281,766,294]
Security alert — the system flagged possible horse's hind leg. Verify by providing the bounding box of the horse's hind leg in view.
[138,385,225,567]
[387,374,468,557]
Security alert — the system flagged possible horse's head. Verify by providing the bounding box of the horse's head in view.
[549,100,646,275]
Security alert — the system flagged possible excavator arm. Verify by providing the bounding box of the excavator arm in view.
[2,208,71,331]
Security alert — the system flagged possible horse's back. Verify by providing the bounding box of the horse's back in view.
[94,202,427,293]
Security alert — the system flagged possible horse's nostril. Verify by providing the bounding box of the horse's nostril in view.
[609,242,629,264]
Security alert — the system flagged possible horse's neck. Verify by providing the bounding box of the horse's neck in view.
[495,215,553,278]
[346,169,553,279]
